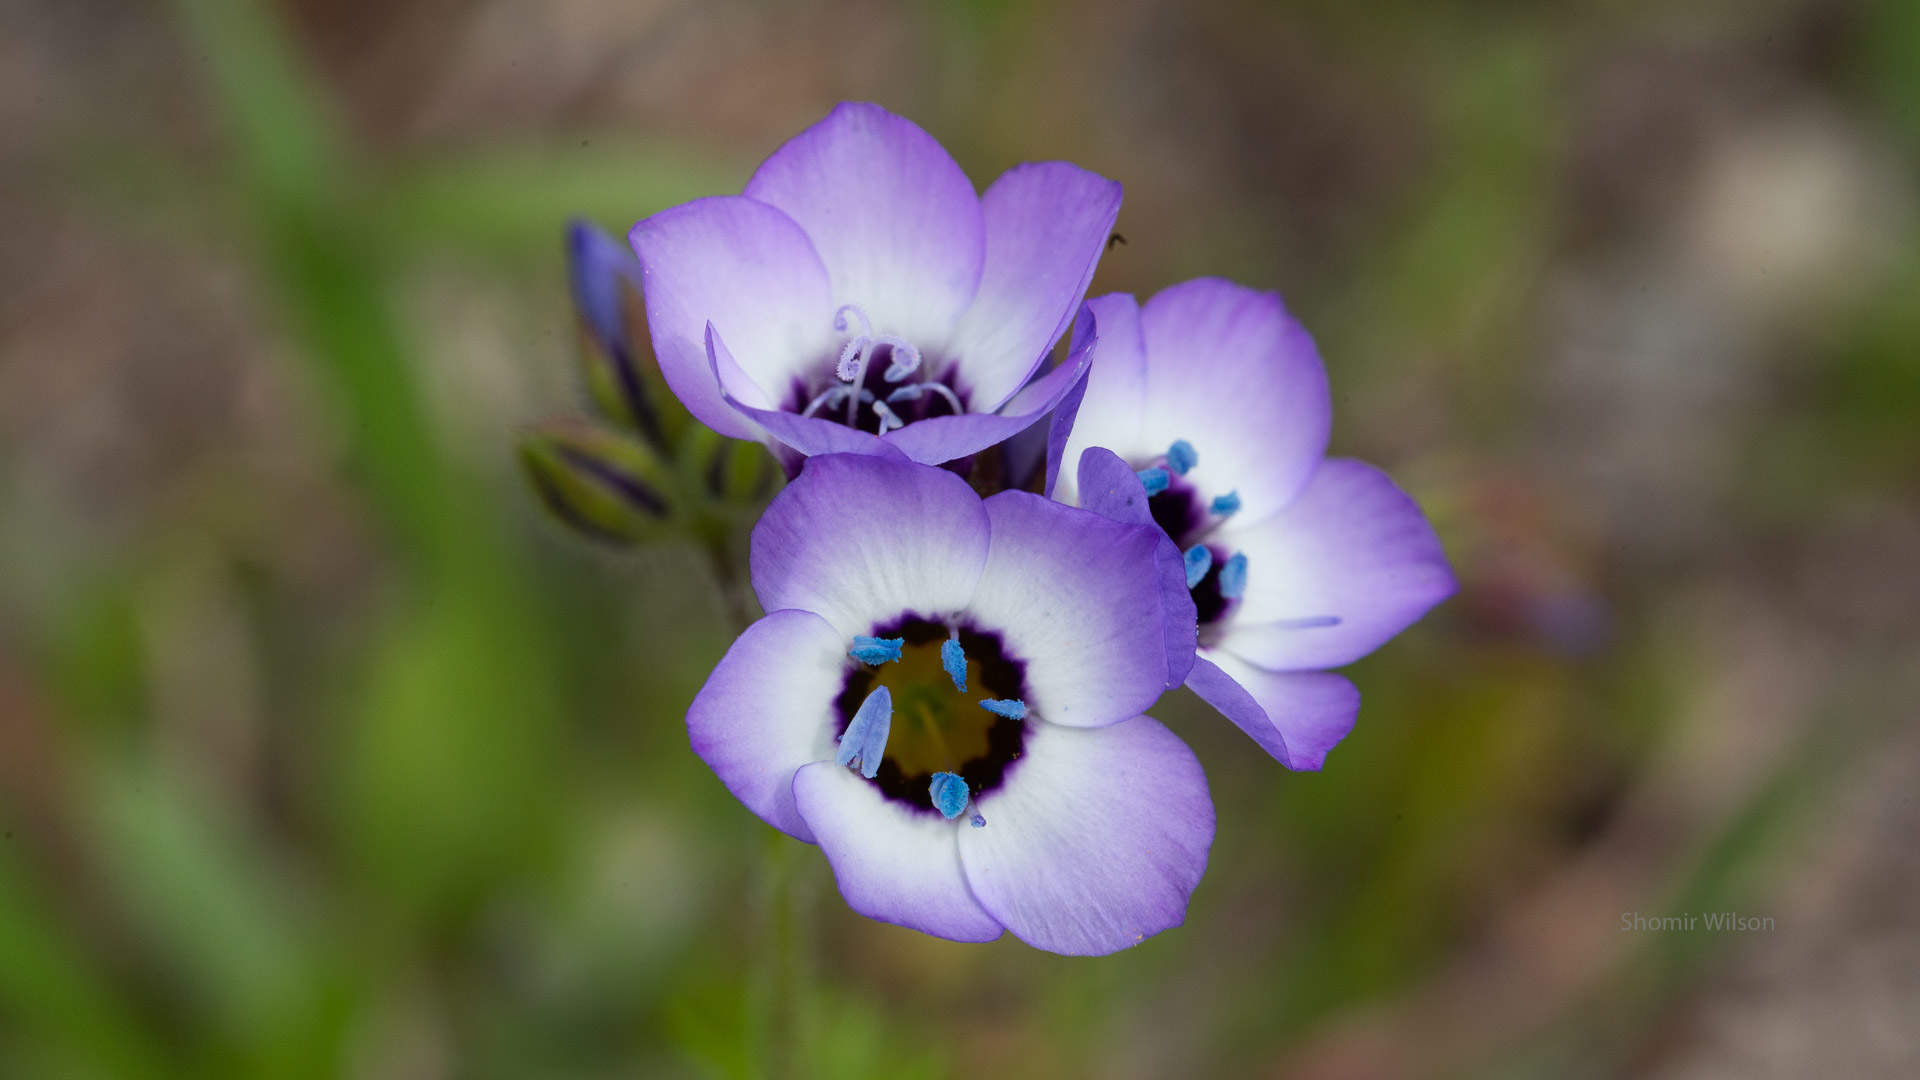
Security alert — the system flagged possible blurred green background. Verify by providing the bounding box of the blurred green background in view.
[3,0,1919,1077]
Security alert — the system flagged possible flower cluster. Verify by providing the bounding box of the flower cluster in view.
[542,103,1454,955]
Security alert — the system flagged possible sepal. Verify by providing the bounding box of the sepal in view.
[518,417,673,544]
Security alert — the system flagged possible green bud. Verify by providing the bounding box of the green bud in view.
[568,220,682,451]
[518,419,673,544]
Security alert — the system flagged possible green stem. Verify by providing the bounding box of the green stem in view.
[749,829,815,1080]
[699,521,809,1079]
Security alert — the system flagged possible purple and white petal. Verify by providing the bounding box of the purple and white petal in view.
[686,609,847,842]
[751,454,990,638]
[881,312,1095,466]
[1076,447,1196,688]
[945,163,1122,411]
[744,102,984,345]
[1133,279,1330,521]
[630,196,836,441]
[1041,338,1093,498]
[966,491,1168,727]
[1074,445,1154,526]
[1214,458,1455,671]
[792,762,1005,942]
[1051,293,1148,507]
[707,325,891,459]
[1185,653,1359,771]
[958,716,1212,955]
[1055,281,1330,522]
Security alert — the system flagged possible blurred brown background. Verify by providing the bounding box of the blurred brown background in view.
[2,1,1918,1078]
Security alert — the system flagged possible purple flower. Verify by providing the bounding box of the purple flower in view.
[630,103,1121,470]
[688,452,1212,954]
[1055,280,1456,770]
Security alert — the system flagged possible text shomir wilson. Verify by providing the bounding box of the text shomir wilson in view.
[1620,912,1775,931]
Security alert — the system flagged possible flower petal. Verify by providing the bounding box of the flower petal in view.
[958,716,1212,955]
[966,491,1168,727]
[1073,444,1154,526]
[750,453,990,639]
[1056,280,1330,523]
[1042,353,1092,500]
[1139,279,1330,521]
[686,609,847,842]
[630,196,836,441]
[707,325,892,459]
[1215,459,1456,670]
[946,163,1122,411]
[792,762,1004,942]
[743,102,984,345]
[1185,653,1359,770]
[880,308,1095,466]
[1050,293,1148,508]
[1076,447,1197,688]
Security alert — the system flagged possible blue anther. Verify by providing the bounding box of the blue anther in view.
[848,635,904,665]
[1136,467,1171,496]
[979,698,1028,720]
[929,771,970,820]
[1166,439,1199,476]
[835,686,892,779]
[970,814,986,828]
[1219,552,1249,599]
[1210,490,1241,516]
[1183,545,1213,588]
[940,638,968,692]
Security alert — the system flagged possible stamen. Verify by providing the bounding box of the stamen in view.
[876,336,923,382]
[970,813,986,828]
[1210,490,1241,516]
[887,381,965,414]
[979,698,1027,720]
[849,635,904,665]
[929,771,970,820]
[1183,545,1213,588]
[940,639,968,692]
[1166,439,1199,476]
[835,686,892,779]
[1136,467,1171,496]
[801,384,850,418]
[870,398,905,432]
[1219,552,1248,599]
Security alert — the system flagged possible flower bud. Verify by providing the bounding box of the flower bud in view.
[518,418,672,544]
[568,219,670,449]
